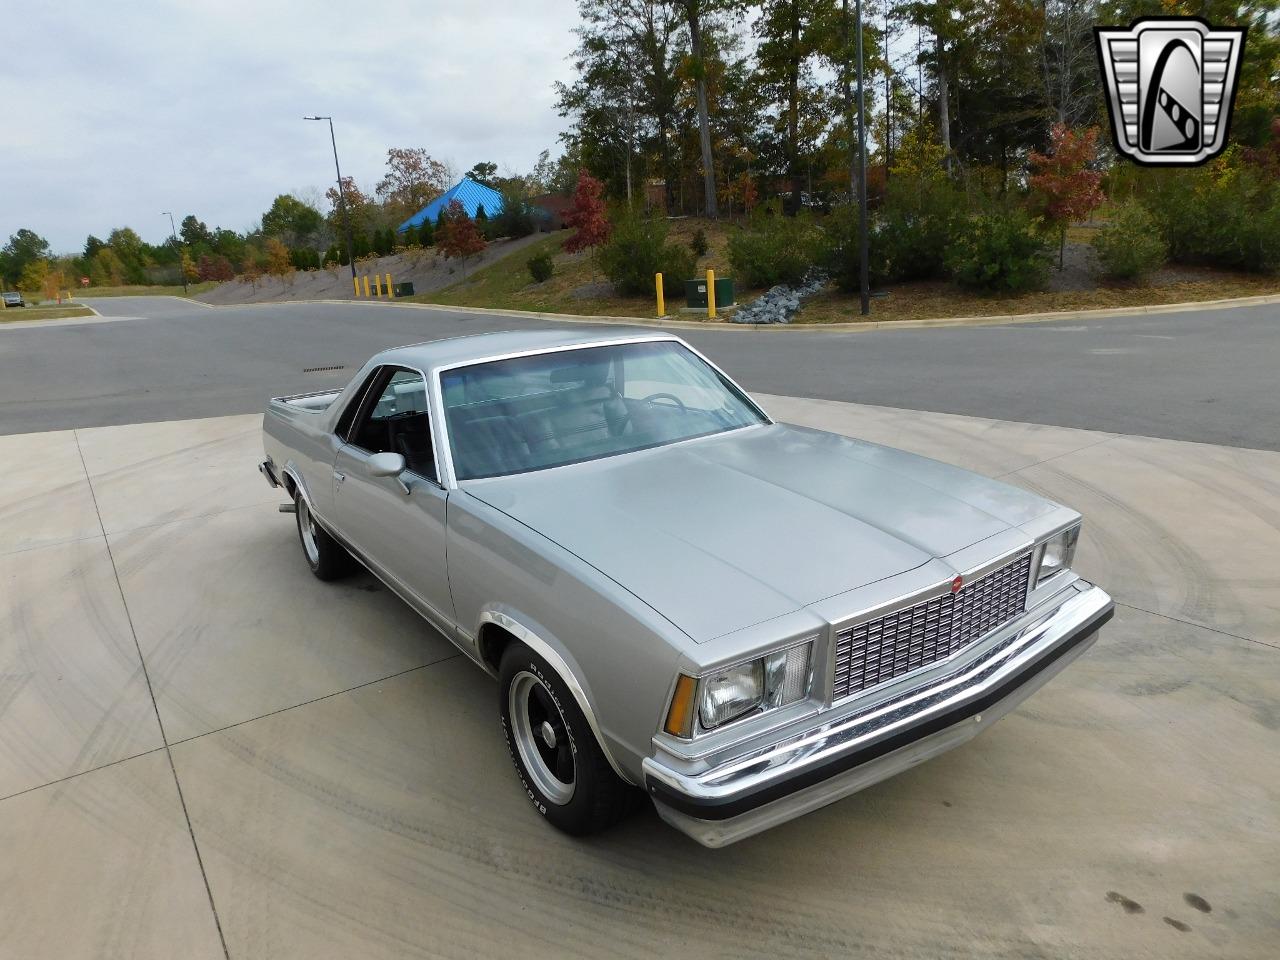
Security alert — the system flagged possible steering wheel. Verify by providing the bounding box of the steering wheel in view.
[642,392,687,412]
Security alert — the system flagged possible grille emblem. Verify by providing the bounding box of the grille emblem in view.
[950,575,964,594]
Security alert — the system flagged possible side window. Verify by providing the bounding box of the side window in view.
[348,368,437,480]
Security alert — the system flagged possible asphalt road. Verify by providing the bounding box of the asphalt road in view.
[1,295,1276,450]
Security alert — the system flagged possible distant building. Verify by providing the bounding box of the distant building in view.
[529,193,571,231]
[397,177,504,233]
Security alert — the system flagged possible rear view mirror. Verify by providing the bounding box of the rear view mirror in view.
[366,452,407,478]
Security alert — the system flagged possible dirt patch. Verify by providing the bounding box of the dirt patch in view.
[196,234,546,306]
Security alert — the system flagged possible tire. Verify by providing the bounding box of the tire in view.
[499,643,634,836]
[294,491,354,581]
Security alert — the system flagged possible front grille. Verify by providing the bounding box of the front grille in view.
[832,552,1034,701]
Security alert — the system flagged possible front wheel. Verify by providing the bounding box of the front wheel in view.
[499,644,634,835]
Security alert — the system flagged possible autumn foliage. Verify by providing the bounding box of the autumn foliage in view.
[438,200,487,259]
[1029,124,1105,266]
[563,171,611,253]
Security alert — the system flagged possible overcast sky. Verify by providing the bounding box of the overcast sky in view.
[2,1,579,253]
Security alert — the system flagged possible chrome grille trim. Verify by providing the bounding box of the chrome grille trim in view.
[833,552,1034,701]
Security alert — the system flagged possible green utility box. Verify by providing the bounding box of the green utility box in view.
[392,282,415,298]
[684,277,735,308]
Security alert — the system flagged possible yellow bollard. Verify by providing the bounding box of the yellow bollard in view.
[706,268,716,319]
[374,275,383,298]
[385,273,393,297]
[362,276,370,298]
[655,273,665,317]
[353,276,360,297]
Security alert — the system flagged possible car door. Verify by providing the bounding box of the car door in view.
[330,365,455,634]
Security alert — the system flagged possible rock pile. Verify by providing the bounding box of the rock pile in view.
[729,271,827,324]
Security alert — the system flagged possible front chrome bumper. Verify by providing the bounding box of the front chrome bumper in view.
[643,581,1113,847]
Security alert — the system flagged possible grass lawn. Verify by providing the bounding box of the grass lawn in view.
[1,304,95,322]
[794,271,1280,325]
[79,282,218,298]
[414,217,1280,325]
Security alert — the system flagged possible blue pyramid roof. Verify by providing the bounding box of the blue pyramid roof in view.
[397,177,504,232]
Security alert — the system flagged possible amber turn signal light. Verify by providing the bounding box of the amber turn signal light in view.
[664,674,698,738]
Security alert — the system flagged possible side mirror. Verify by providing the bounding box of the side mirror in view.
[366,452,407,478]
[366,452,410,494]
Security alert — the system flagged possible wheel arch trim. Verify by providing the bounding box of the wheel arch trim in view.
[479,609,635,785]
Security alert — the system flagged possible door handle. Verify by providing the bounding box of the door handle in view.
[334,471,346,484]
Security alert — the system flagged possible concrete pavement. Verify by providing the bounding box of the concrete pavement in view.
[1,296,1277,450]
[2,398,1276,959]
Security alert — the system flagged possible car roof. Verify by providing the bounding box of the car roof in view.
[372,327,680,371]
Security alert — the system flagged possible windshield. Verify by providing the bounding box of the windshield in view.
[440,340,766,480]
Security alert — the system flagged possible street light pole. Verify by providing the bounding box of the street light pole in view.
[162,210,188,294]
[854,0,870,316]
[304,115,356,281]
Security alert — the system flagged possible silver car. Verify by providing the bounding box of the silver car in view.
[260,329,1113,847]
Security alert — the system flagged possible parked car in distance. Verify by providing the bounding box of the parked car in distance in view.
[2,291,24,307]
[259,329,1113,847]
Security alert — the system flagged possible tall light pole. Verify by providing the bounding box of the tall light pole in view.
[162,211,188,294]
[854,0,869,315]
[304,115,356,280]
[840,0,871,316]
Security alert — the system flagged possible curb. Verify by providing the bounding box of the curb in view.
[202,290,1280,333]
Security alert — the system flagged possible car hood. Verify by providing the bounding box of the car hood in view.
[465,424,1056,643]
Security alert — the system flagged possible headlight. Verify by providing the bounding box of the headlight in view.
[1037,525,1080,584]
[664,641,814,737]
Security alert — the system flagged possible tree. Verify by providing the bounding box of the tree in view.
[563,172,612,252]
[677,0,726,217]
[376,147,451,223]
[437,200,487,259]
[1,229,52,285]
[263,237,294,284]
[18,258,49,294]
[754,0,829,214]
[1042,0,1102,129]
[1029,123,1105,268]
[196,254,235,282]
[88,248,126,286]
[557,0,684,207]
[107,227,149,284]
[261,194,323,246]
[325,176,378,241]
[180,215,212,247]
[468,162,499,185]
[180,248,200,284]
[83,235,106,260]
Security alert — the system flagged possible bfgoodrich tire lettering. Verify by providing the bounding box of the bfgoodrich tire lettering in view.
[498,643,634,835]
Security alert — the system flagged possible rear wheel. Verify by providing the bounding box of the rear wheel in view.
[295,492,353,581]
[499,644,634,835]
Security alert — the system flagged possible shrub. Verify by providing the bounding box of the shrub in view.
[946,210,1049,293]
[527,251,554,283]
[1092,200,1168,279]
[196,253,235,282]
[1139,164,1280,273]
[418,219,434,247]
[493,192,536,239]
[728,203,822,288]
[690,227,708,259]
[564,172,611,252]
[825,181,965,293]
[401,225,418,247]
[597,213,695,296]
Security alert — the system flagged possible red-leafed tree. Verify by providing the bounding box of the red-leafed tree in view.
[197,253,235,281]
[563,171,611,253]
[1029,123,1105,269]
[438,200,487,259]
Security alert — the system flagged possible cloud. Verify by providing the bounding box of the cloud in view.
[0,0,577,252]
